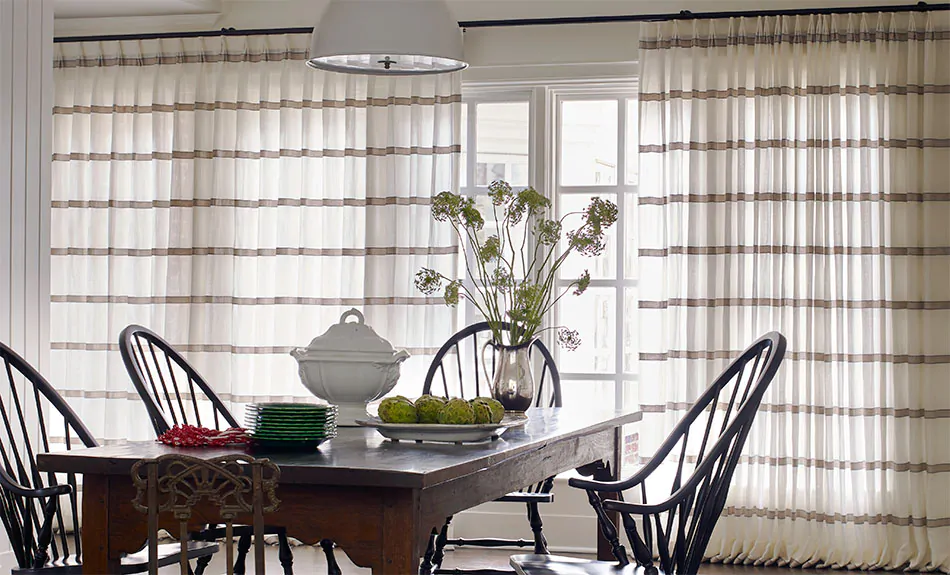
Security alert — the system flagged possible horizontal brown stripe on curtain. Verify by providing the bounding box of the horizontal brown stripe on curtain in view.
[52,95,463,112]
[640,192,950,203]
[641,402,950,419]
[51,146,461,160]
[639,27,950,49]
[50,33,462,445]
[52,196,437,208]
[50,247,457,257]
[638,11,950,572]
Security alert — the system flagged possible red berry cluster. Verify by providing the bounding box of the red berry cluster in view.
[156,425,250,447]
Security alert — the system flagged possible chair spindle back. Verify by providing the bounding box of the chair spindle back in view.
[422,322,562,409]
[119,325,239,435]
[586,332,786,574]
[0,342,97,571]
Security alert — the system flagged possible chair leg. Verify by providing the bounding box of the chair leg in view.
[233,533,252,575]
[194,554,213,575]
[277,530,294,575]
[527,502,549,555]
[419,528,439,575]
[320,539,342,575]
[431,516,452,569]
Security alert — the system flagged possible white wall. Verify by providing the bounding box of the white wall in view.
[52,0,923,73]
[0,0,54,569]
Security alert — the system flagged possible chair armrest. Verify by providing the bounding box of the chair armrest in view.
[495,492,555,504]
[0,467,73,499]
[597,431,749,516]
[568,462,653,493]
[602,497,679,515]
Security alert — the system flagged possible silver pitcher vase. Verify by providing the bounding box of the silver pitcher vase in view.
[481,340,535,412]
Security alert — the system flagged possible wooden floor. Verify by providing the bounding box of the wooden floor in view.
[162,545,824,574]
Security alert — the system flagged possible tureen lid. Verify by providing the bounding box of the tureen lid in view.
[302,309,395,354]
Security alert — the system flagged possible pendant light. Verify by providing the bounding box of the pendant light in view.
[307,0,467,75]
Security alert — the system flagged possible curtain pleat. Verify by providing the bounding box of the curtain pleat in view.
[638,12,950,571]
[51,34,461,444]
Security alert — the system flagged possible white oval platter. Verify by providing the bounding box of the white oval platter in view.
[355,414,528,444]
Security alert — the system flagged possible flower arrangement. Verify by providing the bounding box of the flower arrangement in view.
[416,180,618,350]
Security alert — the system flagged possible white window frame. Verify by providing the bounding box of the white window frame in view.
[459,80,639,412]
[457,87,540,329]
[550,85,639,413]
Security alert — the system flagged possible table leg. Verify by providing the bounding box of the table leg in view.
[595,427,623,562]
[82,474,121,574]
[377,489,422,575]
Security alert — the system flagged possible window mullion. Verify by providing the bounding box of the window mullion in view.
[614,96,626,412]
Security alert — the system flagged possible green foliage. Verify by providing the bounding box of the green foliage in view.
[443,280,461,306]
[574,270,591,296]
[416,180,619,349]
[479,235,501,263]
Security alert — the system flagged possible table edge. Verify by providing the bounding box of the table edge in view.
[37,410,643,489]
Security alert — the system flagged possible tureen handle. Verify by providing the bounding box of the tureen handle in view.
[340,308,365,325]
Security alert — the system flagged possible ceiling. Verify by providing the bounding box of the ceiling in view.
[53,0,926,21]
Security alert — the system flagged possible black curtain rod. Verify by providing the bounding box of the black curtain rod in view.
[458,1,948,28]
[54,2,949,43]
[54,26,315,43]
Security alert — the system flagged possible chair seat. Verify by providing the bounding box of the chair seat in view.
[495,491,555,504]
[509,554,666,575]
[14,541,219,575]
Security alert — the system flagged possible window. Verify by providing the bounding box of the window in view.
[458,85,639,414]
[457,92,534,329]
[554,93,639,414]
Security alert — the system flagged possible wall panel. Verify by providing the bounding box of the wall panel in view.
[0,0,52,367]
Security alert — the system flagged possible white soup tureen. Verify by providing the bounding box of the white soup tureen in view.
[290,309,410,425]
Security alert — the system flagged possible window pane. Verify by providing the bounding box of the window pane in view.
[626,98,639,185]
[623,287,639,374]
[624,196,638,280]
[561,380,616,411]
[557,288,616,374]
[558,193,617,280]
[560,100,618,187]
[460,104,468,188]
[476,102,529,187]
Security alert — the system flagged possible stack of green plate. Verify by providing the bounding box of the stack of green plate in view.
[244,403,338,450]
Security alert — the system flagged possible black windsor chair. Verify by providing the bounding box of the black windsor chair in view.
[420,322,562,575]
[119,325,341,575]
[509,331,787,575]
[0,341,217,573]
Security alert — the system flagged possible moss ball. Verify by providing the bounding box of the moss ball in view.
[471,397,505,423]
[471,400,493,424]
[415,395,447,424]
[438,398,476,424]
[378,396,417,423]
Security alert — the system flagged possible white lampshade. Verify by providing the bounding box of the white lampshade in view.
[308,0,467,75]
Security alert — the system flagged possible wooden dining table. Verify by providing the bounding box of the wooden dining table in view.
[37,407,641,574]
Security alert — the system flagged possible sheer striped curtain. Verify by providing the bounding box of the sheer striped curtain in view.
[51,34,460,444]
[638,12,950,571]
